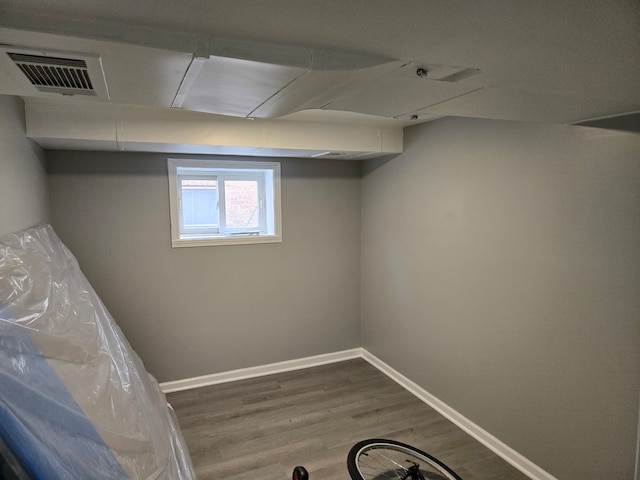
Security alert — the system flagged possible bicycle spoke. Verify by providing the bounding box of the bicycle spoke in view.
[358,449,412,480]
[367,450,410,471]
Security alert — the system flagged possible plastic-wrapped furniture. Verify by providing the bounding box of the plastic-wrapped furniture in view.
[0,224,195,479]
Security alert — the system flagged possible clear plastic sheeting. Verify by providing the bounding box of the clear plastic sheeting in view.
[0,224,195,480]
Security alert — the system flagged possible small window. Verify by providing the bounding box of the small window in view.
[168,158,282,247]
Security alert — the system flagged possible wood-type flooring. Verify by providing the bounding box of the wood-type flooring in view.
[166,358,531,480]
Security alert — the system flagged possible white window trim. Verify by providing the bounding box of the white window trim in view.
[168,158,282,247]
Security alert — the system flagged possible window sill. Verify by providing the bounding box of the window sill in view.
[171,234,282,248]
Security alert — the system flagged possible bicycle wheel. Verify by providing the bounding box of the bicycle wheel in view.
[347,439,462,480]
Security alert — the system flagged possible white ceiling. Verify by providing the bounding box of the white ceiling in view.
[0,1,638,157]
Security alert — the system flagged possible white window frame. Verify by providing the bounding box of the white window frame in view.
[168,158,282,247]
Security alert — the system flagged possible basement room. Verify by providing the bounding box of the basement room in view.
[0,2,639,480]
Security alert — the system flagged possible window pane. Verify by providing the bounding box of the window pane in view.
[181,179,218,228]
[169,158,281,247]
[224,180,260,229]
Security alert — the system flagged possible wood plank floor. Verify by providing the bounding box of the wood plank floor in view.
[166,359,530,480]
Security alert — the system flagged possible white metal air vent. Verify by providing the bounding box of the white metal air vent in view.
[0,46,109,99]
[8,52,95,95]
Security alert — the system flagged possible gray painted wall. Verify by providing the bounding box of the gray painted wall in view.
[0,95,48,236]
[361,117,640,480]
[47,151,361,382]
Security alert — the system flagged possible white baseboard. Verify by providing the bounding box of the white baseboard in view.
[360,350,557,480]
[160,347,555,480]
[160,348,363,394]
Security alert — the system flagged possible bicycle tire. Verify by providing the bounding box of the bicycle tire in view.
[347,439,462,480]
